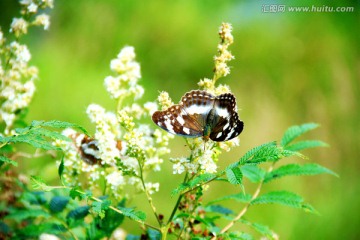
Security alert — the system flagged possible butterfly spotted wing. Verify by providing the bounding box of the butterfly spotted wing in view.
[152,90,243,142]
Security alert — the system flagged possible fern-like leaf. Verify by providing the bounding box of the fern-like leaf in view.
[207,193,252,205]
[116,206,146,222]
[251,191,318,214]
[241,165,265,183]
[226,167,243,185]
[281,123,319,147]
[240,219,274,239]
[30,176,53,191]
[285,140,328,151]
[172,173,216,196]
[264,163,338,183]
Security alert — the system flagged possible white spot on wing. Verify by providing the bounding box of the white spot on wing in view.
[223,122,230,130]
[225,128,235,140]
[185,104,211,115]
[183,127,190,134]
[176,116,185,125]
[215,106,229,118]
[216,132,222,139]
[164,119,175,134]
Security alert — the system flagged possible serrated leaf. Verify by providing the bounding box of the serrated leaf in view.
[49,196,70,213]
[0,155,17,166]
[239,142,277,165]
[5,133,60,150]
[205,204,234,215]
[251,191,318,214]
[66,205,90,220]
[226,167,243,185]
[31,120,88,135]
[264,163,338,183]
[30,176,53,191]
[29,127,70,142]
[240,219,274,239]
[238,142,284,165]
[281,123,319,147]
[172,173,216,196]
[116,206,146,222]
[285,140,328,151]
[91,199,111,219]
[207,193,252,205]
[241,165,265,183]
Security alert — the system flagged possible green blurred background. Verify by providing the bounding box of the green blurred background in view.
[2,0,360,239]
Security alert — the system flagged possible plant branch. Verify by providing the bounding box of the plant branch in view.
[211,164,275,239]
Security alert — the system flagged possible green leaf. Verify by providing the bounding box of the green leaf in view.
[91,199,111,219]
[58,157,65,179]
[207,193,252,205]
[241,165,265,183]
[239,142,277,165]
[147,228,161,240]
[226,167,243,185]
[281,123,319,147]
[69,187,92,201]
[240,219,274,239]
[237,142,284,165]
[172,173,216,196]
[0,155,17,166]
[30,176,53,191]
[49,196,70,213]
[66,206,90,222]
[205,204,234,215]
[116,206,146,222]
[285,140,328,151]
[251,191,318,214]
[264,163,338,183]
[31,120,88,135]
[5,209,50,222]
[4,134,60,150]
[29,127,70,142]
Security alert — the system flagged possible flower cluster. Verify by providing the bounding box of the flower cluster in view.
[104,46,144,100]
[56,46,173,200]
[198,22,235,95]
[0,0,53,135]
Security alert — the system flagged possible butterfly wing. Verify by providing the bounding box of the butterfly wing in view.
[152,90,215,137]
[209,93,244,142]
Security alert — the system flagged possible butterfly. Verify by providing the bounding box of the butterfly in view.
[152,90,244,142]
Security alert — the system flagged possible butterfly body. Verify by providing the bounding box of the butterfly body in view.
[152,90,244,142]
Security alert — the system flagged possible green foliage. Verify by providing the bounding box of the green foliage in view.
[226,167,243,186]
[91,199,111,219]
[264,163,338,183]
[30,175,54,191]
[207,193,252,205]
[251,191,318,214]
[0,155,17,166]
[239,219,274,240]
[49,196,70,213]
[280,123,319,147]
[116,206,146,222]
[172,173,217,196]
[241,165,266,183]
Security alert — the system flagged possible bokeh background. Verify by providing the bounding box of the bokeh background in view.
[1,0,359,239]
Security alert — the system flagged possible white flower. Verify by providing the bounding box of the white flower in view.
[145,182,160,195]
[10,42,31,63]
[10,18,28,36]
[86,104,105,123]
[28,2,38,13]
[117,46,136,62]
[111,228,127,240]
[39,233,60,240]
[41,0,54,8]
[143,102,157,115]
[106,171,125,189]
[33,14,50,30]
[20,0,32,5]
